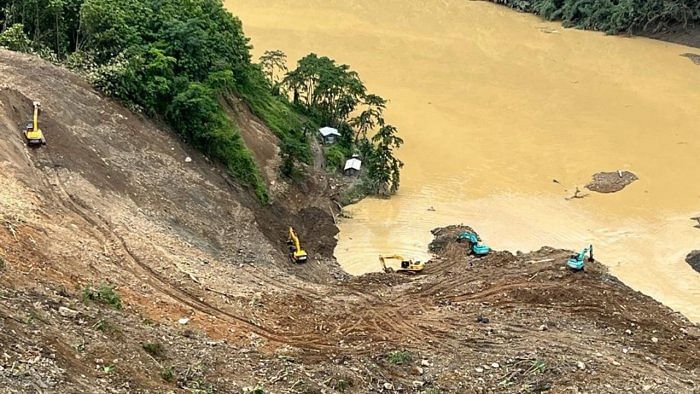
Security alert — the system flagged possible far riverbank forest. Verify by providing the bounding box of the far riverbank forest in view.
[490,0,699,35]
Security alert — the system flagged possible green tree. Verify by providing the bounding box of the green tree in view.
[350,93,387,143]
[283,53,366,125]
[367,124,404,196]
[259,49,287,88]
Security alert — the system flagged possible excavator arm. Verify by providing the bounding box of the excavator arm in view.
[379,255,424,273]
[289,227,302,252]
[25,101,46,146]
[379,254,405,272]
[567,245,592,270]
[287,227,308,263]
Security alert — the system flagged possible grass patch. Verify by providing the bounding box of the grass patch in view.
[324,144,349,172]
[82,283,122,309]
[334,378,351,392]
[25,308,40,325]
[0,256,5,270]
[161,366,175,383]
[91,318,119,334]
[387,350,412,365]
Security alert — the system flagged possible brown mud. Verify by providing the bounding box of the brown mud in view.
[586,171,639,193]
[687,251,700,274]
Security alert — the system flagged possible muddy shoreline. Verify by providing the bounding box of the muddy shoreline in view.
[642,25,700,49]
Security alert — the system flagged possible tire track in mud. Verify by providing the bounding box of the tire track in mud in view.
[448,281,561,302]
[242,267,323,301]
[41,165,334,351]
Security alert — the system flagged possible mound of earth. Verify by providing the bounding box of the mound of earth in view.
[681,53,700,65]
[687,251,700,273]
[0,51,698,392]
[586,171,638,193]
[428,224,476,253]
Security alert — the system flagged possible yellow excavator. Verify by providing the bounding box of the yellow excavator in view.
[287,227,308,263]
[379,255,425,274]
[24,101,46,146]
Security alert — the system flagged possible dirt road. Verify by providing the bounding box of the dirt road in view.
[0,51,697,393]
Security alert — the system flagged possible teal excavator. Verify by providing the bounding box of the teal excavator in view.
[567,245,594,270]
[458,231,490,256]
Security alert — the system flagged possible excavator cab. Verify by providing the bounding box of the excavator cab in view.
[24,101,46,146]
[287,227,308,263]
[379,255,425,274]
[458,231,490,256]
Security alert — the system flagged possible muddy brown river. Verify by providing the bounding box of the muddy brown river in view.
[227,0,700,322]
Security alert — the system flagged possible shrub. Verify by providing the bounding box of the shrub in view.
[334,378,351,392]
[161,366,175,383]
[387,350,412,365]
[82,283,122,309]
[0,24,33,52]
[324,145,348,172]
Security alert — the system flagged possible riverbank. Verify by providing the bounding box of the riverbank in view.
[229,0,700,324]
[486,0,700,49]
[646,25,700,49]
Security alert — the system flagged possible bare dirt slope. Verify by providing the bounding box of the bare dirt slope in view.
[0,51,698,393]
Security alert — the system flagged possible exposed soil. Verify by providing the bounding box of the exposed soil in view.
[681,53,700,65]
[586,171,638,193]
[687,251,700,274]
[0,51,698,393]
[644,25,700,50]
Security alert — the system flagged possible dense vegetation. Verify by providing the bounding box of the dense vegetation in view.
[263,51,403,195]
[0,0,404,200]
[490,0,700,34]
[0,0,313,202]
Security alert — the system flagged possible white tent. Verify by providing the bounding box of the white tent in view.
[319,127,340,137]
[344,158,362,172]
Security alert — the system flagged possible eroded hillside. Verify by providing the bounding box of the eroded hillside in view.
[0,51,698,393]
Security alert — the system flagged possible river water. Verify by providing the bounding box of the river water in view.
[227,0,700,322]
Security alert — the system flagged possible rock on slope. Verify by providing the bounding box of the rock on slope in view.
[0,51,698,393]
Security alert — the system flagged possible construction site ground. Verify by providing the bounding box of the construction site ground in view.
[0,51,698,393]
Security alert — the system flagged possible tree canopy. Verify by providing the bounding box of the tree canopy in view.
[0,0,404,199]
[490,0,700,34]
[0,0,314,202]
[280,52,403,196]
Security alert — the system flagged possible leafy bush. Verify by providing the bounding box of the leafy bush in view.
[161,366,175,383]
[333,377,352,392]
[324,145,348,172]
[387,350,412,365]
[0,24,32,52]
[82,283,122,309]
[490,0,700,34]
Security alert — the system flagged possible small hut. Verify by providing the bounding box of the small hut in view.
[343,157,362,176]
[319,127,341,144]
